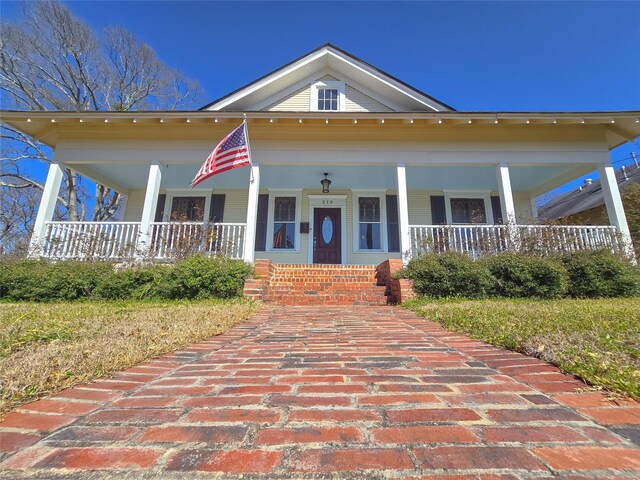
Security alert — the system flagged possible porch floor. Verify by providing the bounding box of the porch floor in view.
[1,306,639,477]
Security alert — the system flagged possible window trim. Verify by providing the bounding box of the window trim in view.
[443,190,494,225]
[266,189,302,252]
[352,189,388,253]
[310,80,345,112]
[162,189,211,222]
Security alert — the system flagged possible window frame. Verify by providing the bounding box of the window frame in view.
[352,190,388,253]
[266,189,302,252]
[162,190,211,222]
[310,81,345,112]
[443,190,494,225]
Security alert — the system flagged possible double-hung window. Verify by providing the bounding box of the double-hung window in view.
[273,197,296,249]
[358,197,381,250]
[450,198,487,224]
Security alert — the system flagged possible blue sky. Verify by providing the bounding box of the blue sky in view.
[3,1,640,201]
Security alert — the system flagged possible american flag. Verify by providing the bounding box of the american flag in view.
[191,122,250,187]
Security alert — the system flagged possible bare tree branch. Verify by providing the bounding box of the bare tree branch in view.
[0,0,203,255]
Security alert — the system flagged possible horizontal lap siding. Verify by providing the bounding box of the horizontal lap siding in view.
[264,85,311,112]
[514,192,535,223]
[345,85,394,112]
[122,190,146,221]
[214,189,248,223]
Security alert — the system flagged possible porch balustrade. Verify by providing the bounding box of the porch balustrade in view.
[40,221,246,261]
[41,221,141,260]
[149,222,246,260]
[39,221,622,261]
[408,224,623,258]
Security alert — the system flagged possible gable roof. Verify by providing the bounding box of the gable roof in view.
[200,43,454,112]
[540,163,640,219]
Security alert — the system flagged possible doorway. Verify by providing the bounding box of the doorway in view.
[312,208,341,264]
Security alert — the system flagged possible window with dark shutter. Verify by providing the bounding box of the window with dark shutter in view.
[209,194,225,223]
[386,195,400,252]
[491,196,503,224]
[154,194,166,222]
[254,194,269,251]
[430,196,446,225]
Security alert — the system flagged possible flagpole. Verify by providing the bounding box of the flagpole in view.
[242,112,260,262]
[243,113,255,183]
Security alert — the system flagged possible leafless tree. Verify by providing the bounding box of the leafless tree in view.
[0,0,203,254]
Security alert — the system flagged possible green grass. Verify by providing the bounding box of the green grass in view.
[404,298,640,398]
[0,299,260,413]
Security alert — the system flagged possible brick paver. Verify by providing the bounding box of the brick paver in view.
[1,306,639,478]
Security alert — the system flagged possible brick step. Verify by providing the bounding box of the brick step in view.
[263,296,389,306]
[244,259,415,306]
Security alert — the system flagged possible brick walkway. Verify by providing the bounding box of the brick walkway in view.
[1,306,639,478]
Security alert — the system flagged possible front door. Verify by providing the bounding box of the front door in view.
[313,208,341,264]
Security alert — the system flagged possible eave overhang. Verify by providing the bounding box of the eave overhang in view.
[2,110,639,150]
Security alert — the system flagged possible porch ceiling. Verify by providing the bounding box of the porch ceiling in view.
[83,163,588,195]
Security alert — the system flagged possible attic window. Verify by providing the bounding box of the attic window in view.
[318,88,338,111]
[311,81,345,112]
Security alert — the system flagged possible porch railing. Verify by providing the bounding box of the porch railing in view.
[41,221,246,261]
[41,221,141,260]
[149,222,246,260]
[408,224,623,258]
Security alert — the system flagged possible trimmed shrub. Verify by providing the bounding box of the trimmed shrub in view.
[563,249,640,298]
[156,256,254,299]
[485,253,568,299]
[0,260,113,301]
[1,256,254,301]
[92,266,167,300]
[400,252,494,298]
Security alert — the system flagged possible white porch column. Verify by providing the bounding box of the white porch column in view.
[29,161,64,255]
[137,162,162,252]
[396,162,411,262]
[598,163,633,257]
[243,163,260,263]
[496,163,516,224]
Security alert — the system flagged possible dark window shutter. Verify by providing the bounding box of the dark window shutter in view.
[154,194,166,222]
[491,196,503,224]
[209,194,225,222]
[254,194,269,252]
[386,195,400,252]
[430,195,446,225]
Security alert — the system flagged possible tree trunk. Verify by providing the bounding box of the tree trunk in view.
[65,169,80,221]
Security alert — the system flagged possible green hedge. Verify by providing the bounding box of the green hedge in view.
[563,249,640,298]
[399,249,639,299]
[399,252,494,298]
[485,253,568,299]
[0,256,253,302]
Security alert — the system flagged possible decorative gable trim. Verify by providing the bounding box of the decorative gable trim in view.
[201,43,454,112]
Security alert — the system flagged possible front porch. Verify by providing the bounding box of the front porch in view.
[17,113,635,265]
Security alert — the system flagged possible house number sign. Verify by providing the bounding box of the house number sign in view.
[308,195,347,207]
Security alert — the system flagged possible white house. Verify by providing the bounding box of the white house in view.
[2,44,639,266]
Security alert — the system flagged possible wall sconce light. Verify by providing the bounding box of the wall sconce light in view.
[321,172,331,194]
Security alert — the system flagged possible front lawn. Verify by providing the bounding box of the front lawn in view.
[404,298,640,398]
[0,300,259,414]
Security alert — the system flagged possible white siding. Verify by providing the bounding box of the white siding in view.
[514,191,535,223]
[345,84,394,112]
[215,189,248,223]
[264,85,311,112]
[122,189,146,221]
